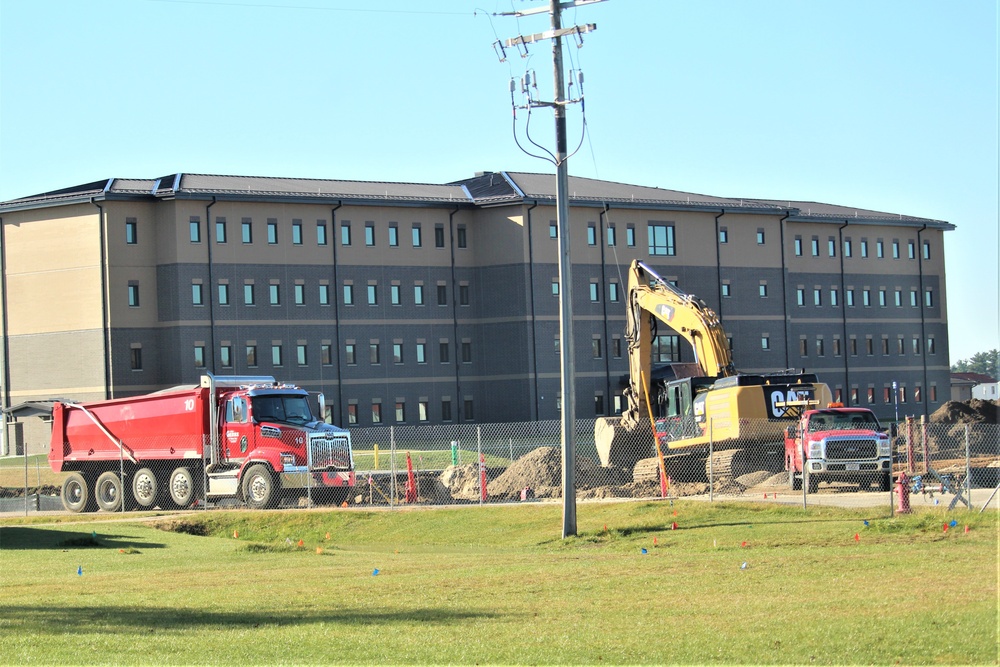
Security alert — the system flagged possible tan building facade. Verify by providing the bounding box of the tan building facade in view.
[0,172,954,452]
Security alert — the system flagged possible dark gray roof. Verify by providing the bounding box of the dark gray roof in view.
[0,171,954,230]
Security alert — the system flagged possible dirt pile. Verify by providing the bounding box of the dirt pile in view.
[929,399,999,424]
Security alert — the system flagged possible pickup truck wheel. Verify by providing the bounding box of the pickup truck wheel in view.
[132,467,160,508]
[242,464,276,509]
[95,471,124,512]
[62,472,96,513]
[807,474,819,494]
[789,469,802,491]
[168,467,199,508]
[879,471,892,492]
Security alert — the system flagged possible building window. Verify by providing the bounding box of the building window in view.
[863,289,871,307]
[609,282,620,302]
[393,343,403,364]
[828,238,836,257]
[218,283,230,306]
[923,240,931,260]
[850,338,858,356]
[882,338,890,355]
[192,283,204,306]
[414,284,425,306]
[441,399,452,422]
[317,222,327,245]
[851,388,859,405]
[879,289,887,308]
[194,345,206,368]
[908,240,915,259]
[291,221,302,245]
[927,338,935,355]
[652,335,680,362]
[866,337,874,356]
[437,284,447,306]
[894,289,902,307]
[892,240,900,259]
[457,225,467,248]
[395,401,406,423]
[391,284,401,306]
[816,339,826,356]
[389,224,399,247]
[246,344,257,367]
[897,337,905,355]
[867,387,875,404]
[242,219,253,244]
[418,401,430,422]
[412,223,422,247]
[439,341,450,363]
[367,284,378,306]
[929,386,937,402]
[794,236,803,256]
[319,284,330,306]
[860,239,869,258]
[757,229,765,245]
[800,338,808,356]
[552,280,559,296]
[843,239,852,257]
[761,335,770,350]
[459,284,470,306]
[365,222,375,247]
[461,341,472,363]
[370,343,380,364]
[626,224,636,247]
[347,403,358,425]
[434,225,445,248]
[719,228,728,244]
[269,283,280,306]
[796,288,805,306]
[341,222,351,246]
[244,283,255,306]
[267,220,278,245]
[371,403,382,424]
[607,224,617,246]
[343,284,354,306]
[321,344,332,366]
[549,221,558,239]
[271,344,283,367]
[130,346,142,370]
[464,398,474,421]
[345,343,356,365]
[877,240,885,258]
[190,219,201,243]
[759,283,767,298]
[297,344,307,366]
[128,283,140,308]
[830,289,838,307]
[813,289,822,307]
[416,342,427,364]
[215,219,227,244]
[126,219,137,245]
[648,223,676,256]
[810,238,819,257]
[592,336,602,359]
[294,284,305,306]
[910,290,918,307]
[912,337,921,355]
[594,393,605,417]
[722,283,731,298]
[589,281,600,302]
[587,224,597,246]
[612,336,622,358]
[925,290,934,308]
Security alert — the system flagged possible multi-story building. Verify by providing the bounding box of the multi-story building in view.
[0,171,953,450]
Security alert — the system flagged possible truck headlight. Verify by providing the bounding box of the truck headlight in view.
[280,453,296,466]
[808,441,822,458]
[878,438,891,456]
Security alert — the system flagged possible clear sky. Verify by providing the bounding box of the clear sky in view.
[1,0,996,363]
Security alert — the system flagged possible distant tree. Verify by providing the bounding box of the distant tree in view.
[951,349,999,379]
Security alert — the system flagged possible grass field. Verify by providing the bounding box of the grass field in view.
[0,501,996,665]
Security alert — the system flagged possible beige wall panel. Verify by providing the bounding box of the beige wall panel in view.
[104,201,160,269]
[717,213,783,268]
[466,205,530,266]
[3,205,101,274]
[7,329,106,399]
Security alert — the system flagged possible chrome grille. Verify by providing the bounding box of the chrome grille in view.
[309,433,352,469]
[825,437,878,461]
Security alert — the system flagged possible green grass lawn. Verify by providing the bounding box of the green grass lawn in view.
[1,501,996,665]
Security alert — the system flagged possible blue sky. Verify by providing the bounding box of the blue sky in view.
[1,0,996,362]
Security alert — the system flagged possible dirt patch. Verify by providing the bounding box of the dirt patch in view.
[152,519,209,536]
[929,399,999,424]
[0,485,61,499]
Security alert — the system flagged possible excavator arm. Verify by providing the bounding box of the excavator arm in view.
[620,260,735,430]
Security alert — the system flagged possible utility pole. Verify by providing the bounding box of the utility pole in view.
[496,0,602,538]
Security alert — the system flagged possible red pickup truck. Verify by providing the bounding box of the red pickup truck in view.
[785,406,893,493]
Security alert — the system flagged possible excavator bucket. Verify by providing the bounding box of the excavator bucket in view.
[594,417,654,470]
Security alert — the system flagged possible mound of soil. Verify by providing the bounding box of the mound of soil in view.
[486,447,628,501]
[929,399,999,424]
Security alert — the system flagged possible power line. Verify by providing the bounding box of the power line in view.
[146,0,472,16]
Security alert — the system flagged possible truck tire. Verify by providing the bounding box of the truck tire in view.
[242,464,276,509]
[789,469,802,491]
[168,467,199,508]
[879,471,892,492]
[94,471,124,512]
[132,467,160,509]
[807,474,819,494]
[62,472,96,513]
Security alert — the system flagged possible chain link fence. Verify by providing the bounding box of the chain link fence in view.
[2,418,997,516]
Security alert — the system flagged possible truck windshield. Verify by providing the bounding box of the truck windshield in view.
[251,395,313,425]
[810,413,879,432]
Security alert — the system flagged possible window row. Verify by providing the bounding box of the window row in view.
[564,221,676,257]
[795,287,934,309]
[793,235,932,261]
[345,397,474,426]
[797,336,937,358]
[832,384,937,407]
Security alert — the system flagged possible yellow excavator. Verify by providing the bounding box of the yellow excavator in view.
[595,260,832,481]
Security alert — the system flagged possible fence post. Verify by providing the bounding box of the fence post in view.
[708,419,714,503]
[390,426,396,509]
[23,451,28,517]
[802,419,808,510]
[966,424,972,513]
[477,426,483,506]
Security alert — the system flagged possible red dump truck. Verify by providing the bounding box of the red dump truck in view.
[49,374,354,512]
[784,405,892,493]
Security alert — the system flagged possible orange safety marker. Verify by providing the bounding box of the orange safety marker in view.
[653,537,658,546]
[671,522,678,530]
[854,533,860,542]
[325,532,331,540]
[964,525,970,534]
[604,524,607,532]
[233,530,239,539]
[316,547,323,555]
[297,539,304,547]
[741,541,748,548]
[943,524,948,533]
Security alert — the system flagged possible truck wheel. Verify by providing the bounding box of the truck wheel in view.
[132,467,160,509]
[62,472,96,513]
[807,474,819,494]
[168,467,199,508]
[94,471,124,512]
[789,469,802,491]
[878,471,892,492]
[242,464,276,509]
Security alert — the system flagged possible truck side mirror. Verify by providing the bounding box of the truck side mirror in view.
[889,423,898,438]
[317,393,327,424]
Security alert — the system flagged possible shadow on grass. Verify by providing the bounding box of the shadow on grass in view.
[0,526,165,550]
[0,604,498,631]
